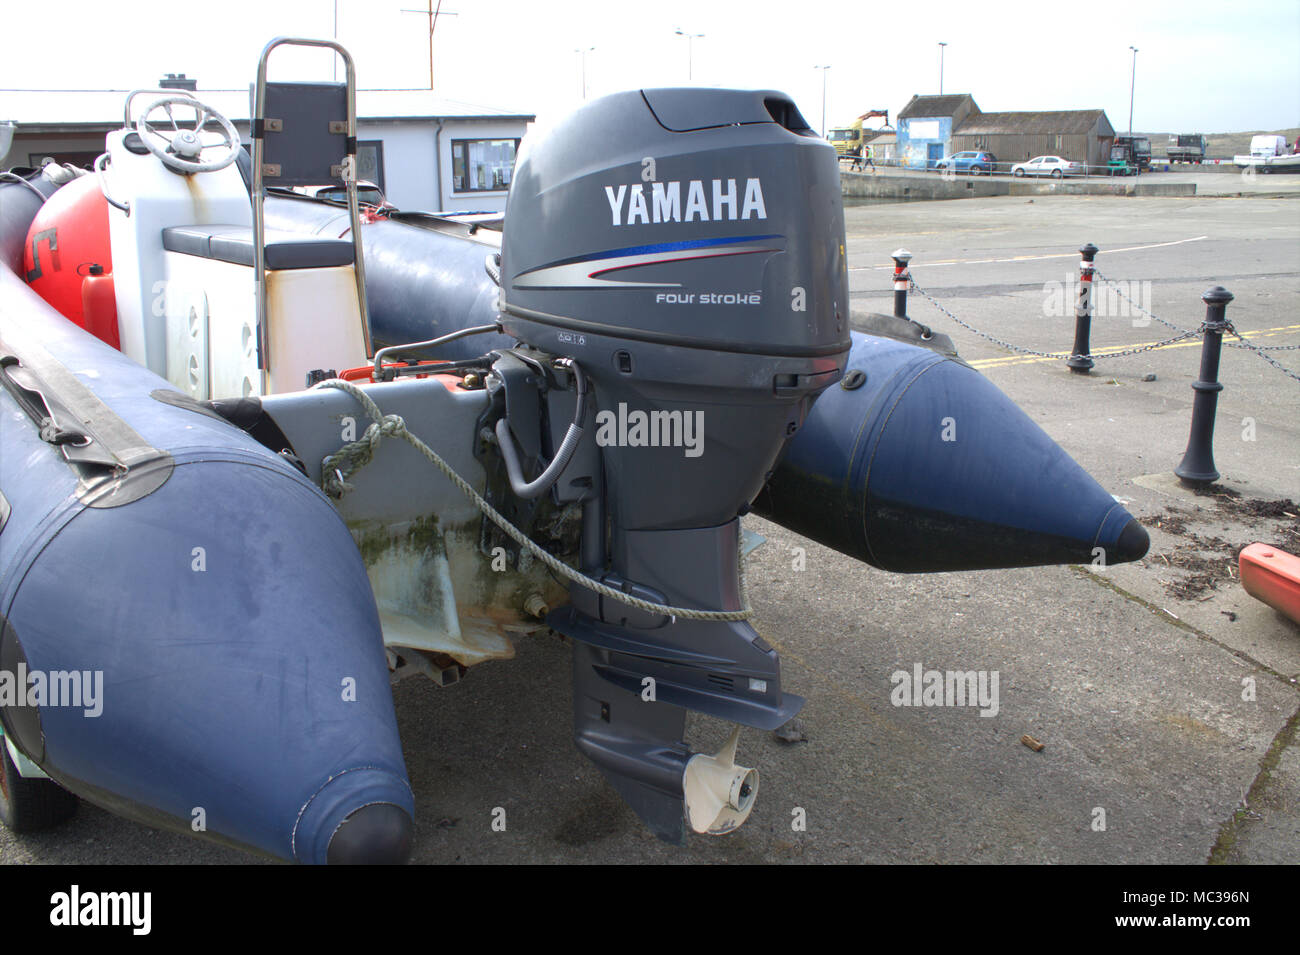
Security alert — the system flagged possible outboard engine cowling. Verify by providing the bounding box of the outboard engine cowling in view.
[496,88,849,842]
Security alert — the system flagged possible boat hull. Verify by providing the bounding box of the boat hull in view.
[1232,155,1300,171]
[0,171,413,863]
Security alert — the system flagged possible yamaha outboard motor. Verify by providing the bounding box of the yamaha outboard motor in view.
[494,89,849,840]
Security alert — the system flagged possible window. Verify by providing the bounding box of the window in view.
[451,138,519,193]
[356,140,385,191]
[909,120,940,140]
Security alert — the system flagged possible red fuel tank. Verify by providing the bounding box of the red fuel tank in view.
[23,174,116,343]
[80,264,120,349]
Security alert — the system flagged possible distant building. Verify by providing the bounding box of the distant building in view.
[897,94,979,167]
[865,128,896,162]
[895,93,1115,169]
[952,110,1114,168]
[2,79,534,212]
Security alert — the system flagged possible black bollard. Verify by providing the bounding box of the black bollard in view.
[1066,243,1099,373]
[1174,286,1234,487]
[892,249,912,319]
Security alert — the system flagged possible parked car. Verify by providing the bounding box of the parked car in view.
[1011,156,1084,178]
[934,150,996,175]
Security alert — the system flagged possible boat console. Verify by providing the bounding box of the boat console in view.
[98,40,373,400]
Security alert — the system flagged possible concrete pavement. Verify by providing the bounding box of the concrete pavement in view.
[2,192,1296,865]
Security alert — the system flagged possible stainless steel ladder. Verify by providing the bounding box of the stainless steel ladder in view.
[249,37,374,377]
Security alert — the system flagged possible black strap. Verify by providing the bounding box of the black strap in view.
[0,355,89,447]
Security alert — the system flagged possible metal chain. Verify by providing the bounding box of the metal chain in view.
[1229,341,1300,383]
[1086,330,1204,359]
[907,278,1199,360]
[1225,339,1300,353]
[908,270,1298,381]
[907,279,1076,358]
[312,378,753,622]
[1094,269,1300,351]
[1094,269,1300,383]
[1092,268,1195,336]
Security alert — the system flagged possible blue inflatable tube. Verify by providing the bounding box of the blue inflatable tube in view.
[0,172,412,863]
[753,332,1149,571]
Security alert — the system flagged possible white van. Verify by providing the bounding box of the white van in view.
[1250,135,1290,158]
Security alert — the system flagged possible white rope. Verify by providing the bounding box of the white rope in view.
[314,378,752,622]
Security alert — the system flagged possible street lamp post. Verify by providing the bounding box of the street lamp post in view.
[1128,45,1138,135]
[815,65,831,138]
[576,46,595,100]
[938,42,947,94]
[675,29,704,82]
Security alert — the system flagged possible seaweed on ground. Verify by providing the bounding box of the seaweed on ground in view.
[1141,490,1300,601]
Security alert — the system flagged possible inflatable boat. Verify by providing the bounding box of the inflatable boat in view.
[0,37,1148,860]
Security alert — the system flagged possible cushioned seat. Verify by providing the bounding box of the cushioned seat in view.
[162,225,354,270]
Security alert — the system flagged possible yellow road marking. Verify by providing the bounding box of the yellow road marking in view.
[968,323,1300,369]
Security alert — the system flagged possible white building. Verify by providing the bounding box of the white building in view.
[1,81,534,213]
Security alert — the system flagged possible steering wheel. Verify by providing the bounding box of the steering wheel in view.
[135,96,241,174]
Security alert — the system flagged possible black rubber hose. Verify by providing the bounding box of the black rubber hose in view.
[372,323,503,379]
[494,359,587,500]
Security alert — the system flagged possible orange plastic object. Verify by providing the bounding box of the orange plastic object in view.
[338,361,461,386]
[1239,542,1300,625]
[23,175,114,334]
[80,265,120,349]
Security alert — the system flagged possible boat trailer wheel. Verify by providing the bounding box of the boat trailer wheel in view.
[136,95,242,175]
[0,739,78,832]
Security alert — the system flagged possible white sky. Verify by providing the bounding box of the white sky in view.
[2,0,1297,134]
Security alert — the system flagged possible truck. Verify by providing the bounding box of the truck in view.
[1166,134,1207,164]
[828,110,889,166]
[1107,141,1137,176]
[1114,134,1151,171]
